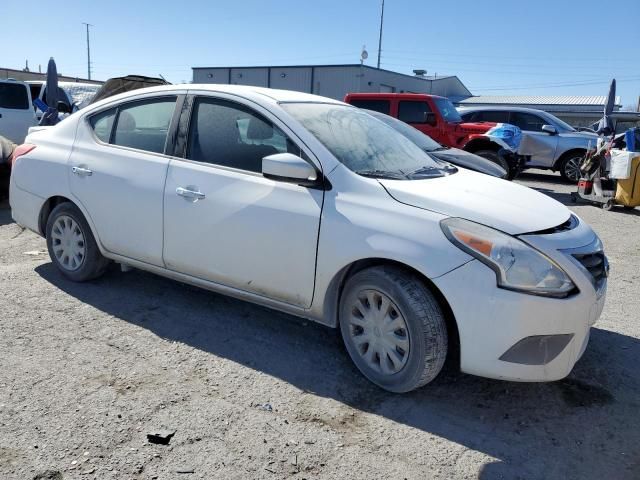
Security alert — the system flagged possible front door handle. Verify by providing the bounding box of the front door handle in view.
[72,166,93,177]
[176,186,206,200]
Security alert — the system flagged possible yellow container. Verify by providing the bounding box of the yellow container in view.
[615,154,640,207]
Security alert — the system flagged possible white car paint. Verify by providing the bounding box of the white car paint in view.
[0,79,37,144]
[10,84,607,383]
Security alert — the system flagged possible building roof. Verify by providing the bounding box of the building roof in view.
[458,95,622,107]
[0,66,102,85]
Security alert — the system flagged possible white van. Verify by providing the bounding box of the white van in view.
[0,79,37,144]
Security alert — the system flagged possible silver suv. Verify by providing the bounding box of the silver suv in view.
[458,106,598,182]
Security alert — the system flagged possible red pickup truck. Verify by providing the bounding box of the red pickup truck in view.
[344,93,513,167]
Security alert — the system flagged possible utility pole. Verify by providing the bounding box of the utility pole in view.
[376,0,385,69]
[82,23,93,80]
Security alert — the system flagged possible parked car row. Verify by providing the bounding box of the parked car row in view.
[458,106,599,182]
[9,84,608,392]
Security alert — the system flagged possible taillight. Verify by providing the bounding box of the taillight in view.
[9,143,36,168]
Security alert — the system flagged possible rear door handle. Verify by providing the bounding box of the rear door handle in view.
[72,166,93,177]
[176,186,206,200]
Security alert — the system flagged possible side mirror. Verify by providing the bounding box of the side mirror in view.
[262,153,319,186]
[56,101,71,114]
[541,124,557,135]
[425,112,437,126]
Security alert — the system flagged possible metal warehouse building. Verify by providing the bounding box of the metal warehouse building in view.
[192,64,471,101]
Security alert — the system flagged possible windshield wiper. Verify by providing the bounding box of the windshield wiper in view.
[355,169,407,180]
[426,146,449,152]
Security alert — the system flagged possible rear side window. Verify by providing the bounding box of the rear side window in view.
[0,83,29,110]
[475,111,510,123]
[398,101,433,124]
[112,97,176,154]
[89,108,116,142]
[348,99,390,115]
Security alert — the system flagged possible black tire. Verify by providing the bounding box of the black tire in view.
[475,149,510,172]
[339,266,448,393]
[559,153,585,183]
[570,192,578,203]
[45,202,109,282]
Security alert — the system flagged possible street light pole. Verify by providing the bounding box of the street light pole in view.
[376,0,385,69]
[82,23,93,80]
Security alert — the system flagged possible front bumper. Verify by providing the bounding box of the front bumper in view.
[433,217,607,382]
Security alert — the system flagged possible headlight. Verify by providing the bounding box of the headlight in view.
[440,218,576,298]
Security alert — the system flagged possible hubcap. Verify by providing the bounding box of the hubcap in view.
[565,157,582,182]
[50,215,86,271]
[348,289,410,375]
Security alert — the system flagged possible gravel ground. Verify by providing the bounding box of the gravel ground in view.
[1,170,639,480]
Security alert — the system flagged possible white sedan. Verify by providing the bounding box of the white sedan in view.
[9,85,608,392]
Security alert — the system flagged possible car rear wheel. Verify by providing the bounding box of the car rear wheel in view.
[559,154,584,183]
[46,202,109,282]
[339,266,448,393]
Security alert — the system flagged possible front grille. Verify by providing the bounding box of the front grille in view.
[528,214,579,235]
[573,251,608,285]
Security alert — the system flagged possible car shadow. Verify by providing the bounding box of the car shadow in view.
[0,201,13,227]
[35,264,639,479]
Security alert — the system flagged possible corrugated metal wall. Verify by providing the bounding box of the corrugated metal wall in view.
[192,65,471,101]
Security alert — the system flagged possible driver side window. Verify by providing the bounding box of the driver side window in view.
[186,97,301,173]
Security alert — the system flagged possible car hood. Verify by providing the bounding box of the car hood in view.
[430,147,507,178]
[378,169,571,235]
[561,130,599,142]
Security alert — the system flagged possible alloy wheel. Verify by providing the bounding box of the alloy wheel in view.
[50,215,86,271]
[564,157,582,182]
[347,289,410,375]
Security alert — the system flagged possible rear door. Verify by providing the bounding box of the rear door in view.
[162,93,323,307]
[69,93,184,266]
[509,111,558,167]
[0,80,36,143]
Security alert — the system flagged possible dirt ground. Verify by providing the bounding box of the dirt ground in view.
[1,170,639,480]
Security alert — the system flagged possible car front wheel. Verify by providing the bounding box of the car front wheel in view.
[559,154,584,183]
[46,202,109,282]
[339,266,448,393]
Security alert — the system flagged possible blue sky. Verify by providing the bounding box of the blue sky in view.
[2,0,638,106]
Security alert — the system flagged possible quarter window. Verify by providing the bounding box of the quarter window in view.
[186,98,300,173]
[398,101,433,124]
[89,108,116,143]
[111,97,176,154]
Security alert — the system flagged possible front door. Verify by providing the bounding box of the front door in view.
[397,100,441,143]
[69,95,180,266]
[163,95,322,307]
[509,111,559,167]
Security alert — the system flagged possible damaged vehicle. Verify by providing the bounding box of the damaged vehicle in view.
[10,85,608,392]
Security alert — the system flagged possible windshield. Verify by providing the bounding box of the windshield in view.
[433,97,462,123]
[365,109,444,152]
[282,103,447,178]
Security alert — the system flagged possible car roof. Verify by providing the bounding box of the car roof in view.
[87,83,345,110]
[346,92,446,101]
[457,105,549,115]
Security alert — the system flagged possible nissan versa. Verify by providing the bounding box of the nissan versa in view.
[9,85,608,392]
